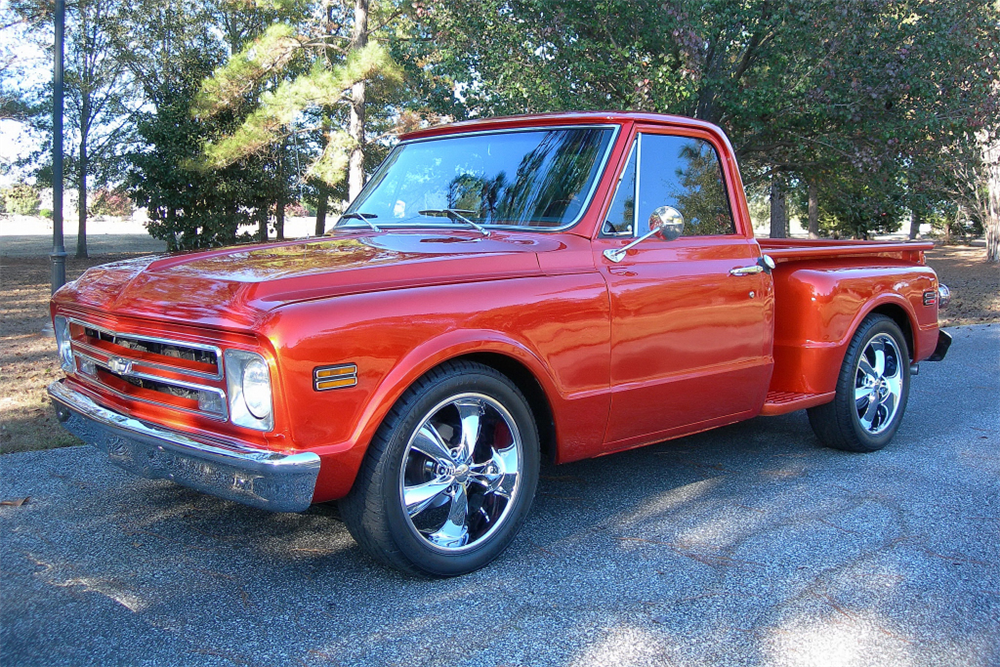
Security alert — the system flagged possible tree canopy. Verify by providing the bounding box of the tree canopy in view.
[2,0,997,257]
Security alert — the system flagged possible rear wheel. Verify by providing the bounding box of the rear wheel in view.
[340,360,539,576]
[808,314,910,452]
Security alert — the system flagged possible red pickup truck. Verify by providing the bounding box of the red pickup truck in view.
[49,112,951,576]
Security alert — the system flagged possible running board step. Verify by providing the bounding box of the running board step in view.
[759,391,835,416]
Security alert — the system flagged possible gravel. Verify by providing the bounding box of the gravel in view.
[1,324,997,667]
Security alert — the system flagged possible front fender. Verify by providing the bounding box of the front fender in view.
[266,274,612,501]
[347,329,561,464]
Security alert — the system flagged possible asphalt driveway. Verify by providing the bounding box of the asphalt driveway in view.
[1,325,997,667]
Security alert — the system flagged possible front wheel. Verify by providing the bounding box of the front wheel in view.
[340,361,539,576]
[808,314,911,452]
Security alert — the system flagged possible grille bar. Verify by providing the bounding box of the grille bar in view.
[72,319,223,379]
[72,339,221,382]
[68,318,228,421]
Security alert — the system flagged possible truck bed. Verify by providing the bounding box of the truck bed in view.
[758,238,939,417]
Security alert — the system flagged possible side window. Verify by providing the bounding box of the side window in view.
[637,134,736,236]
[600,143,637,236]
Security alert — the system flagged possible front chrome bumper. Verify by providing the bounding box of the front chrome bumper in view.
[48,381,320,512]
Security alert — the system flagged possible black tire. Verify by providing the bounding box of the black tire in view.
[340,360,540,576]
[808,314,910,452]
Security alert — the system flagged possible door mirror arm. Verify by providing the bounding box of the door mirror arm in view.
[603,206,685,263]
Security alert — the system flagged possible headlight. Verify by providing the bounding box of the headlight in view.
[242,358,272,419]
[54,316,74,373]
[224,349,273,431]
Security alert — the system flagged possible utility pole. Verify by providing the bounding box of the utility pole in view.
[51,0,67,294]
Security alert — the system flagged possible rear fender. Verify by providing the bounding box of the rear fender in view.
[769,263,935,395]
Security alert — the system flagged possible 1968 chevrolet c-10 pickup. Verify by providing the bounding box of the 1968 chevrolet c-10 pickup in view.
[49,111,951,575]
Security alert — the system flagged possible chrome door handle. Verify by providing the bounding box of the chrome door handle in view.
[729,265,764,276]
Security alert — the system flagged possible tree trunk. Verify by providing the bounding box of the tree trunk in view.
[943,205,959,246]
[807,179,819,239]
[315,185,328,236]
[769,175,787,239]
[76,128,89,258]
[348,0,369,202]
[986,137,1000,263]
[908,208,921,240]
[166,208,177,252]
[275,148,286,240]
[259,208,268,243]
[275,194,285,241]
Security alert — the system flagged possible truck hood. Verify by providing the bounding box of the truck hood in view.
[53,231,562,329]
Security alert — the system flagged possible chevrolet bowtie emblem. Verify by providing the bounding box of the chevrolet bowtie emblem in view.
[108,356,133,375]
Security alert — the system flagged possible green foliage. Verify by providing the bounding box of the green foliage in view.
[40,208,53,219]
[427,0,999,239]
[814,168,906,239]
[194,23,401,186]
[128,75,280,250]
[31,0,992,246]
[191,23,303,119]
[115,0,305,247]
[2,184,41,215]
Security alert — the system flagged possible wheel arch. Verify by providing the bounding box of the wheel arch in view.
[350,332,563,474]
[823,296,918,386]
[866,301,916,361]
[457,352,557,465]
[806,309,912,452]
[770,283,920,396]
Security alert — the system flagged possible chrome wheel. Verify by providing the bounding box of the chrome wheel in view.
[808,314,911,452]
[853,333,903,435]
[399,393,522,552]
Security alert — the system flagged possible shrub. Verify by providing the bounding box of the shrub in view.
[3,184,41,216]
[40,208,53,219]
[90,188,133,217]
[285,201,309,217]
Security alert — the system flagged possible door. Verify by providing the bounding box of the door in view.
[595,130,773,446]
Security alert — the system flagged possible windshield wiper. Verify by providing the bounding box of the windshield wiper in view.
[418,208,490,237]
[338,212,381,232]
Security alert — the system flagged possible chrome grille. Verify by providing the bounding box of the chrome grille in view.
[68,319,227,420]
[78,322,222,378]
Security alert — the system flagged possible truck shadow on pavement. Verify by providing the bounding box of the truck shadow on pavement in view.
[3,349,999,667]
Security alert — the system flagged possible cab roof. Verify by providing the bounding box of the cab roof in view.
[399,111,724,142]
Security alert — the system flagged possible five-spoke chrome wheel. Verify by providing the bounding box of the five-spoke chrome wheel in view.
[400,393,523,551]
[853,333,904,435]
[340,361,539,576]
[809,314,911,452]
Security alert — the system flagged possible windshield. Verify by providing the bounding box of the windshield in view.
[343,126,615,230]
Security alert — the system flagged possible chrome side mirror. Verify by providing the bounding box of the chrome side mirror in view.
[604,206,685,263]
[648,206,684,241]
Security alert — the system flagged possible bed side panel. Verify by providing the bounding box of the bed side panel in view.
[769,258,938,395]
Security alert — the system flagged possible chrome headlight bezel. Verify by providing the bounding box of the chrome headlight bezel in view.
[54,315,74,373]
[224,349,273,431]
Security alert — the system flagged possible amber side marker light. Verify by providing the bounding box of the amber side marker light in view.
[314,364,358,390]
